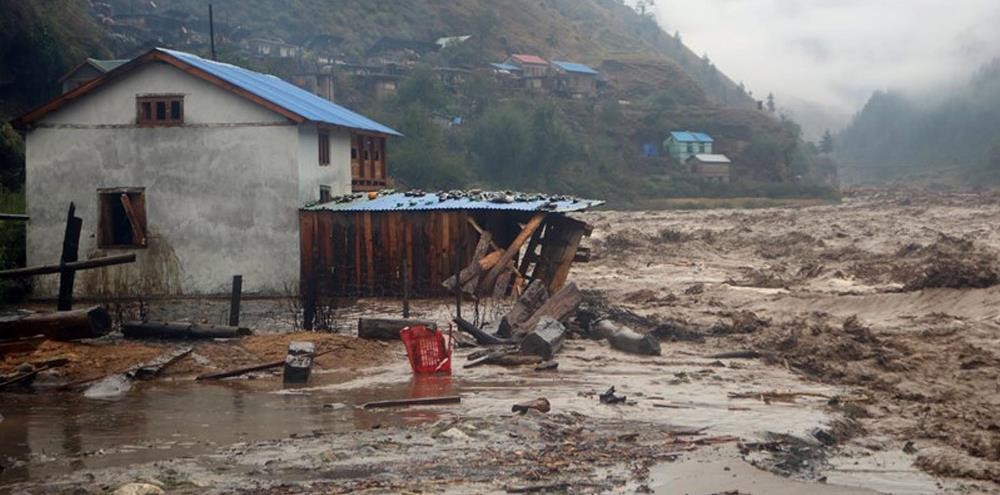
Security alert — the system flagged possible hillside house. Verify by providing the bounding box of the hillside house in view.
[503,54,551,92]
[59,58,128,93]
[12,47,400,297]
[366,37,438,64]
[551,61,599,98]
[687,154,732,183]
[665,131,714,164]
[244,38,301,58]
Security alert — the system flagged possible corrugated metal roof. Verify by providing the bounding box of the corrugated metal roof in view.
[691,154,731,163]
[551,61,598,75]
[304,191,604,213]
[669,131,714,143]
[510,54,548,66]
[158,48,402,136]
[490,62,521,72]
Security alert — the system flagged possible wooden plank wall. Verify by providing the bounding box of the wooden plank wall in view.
[301,210,512,297]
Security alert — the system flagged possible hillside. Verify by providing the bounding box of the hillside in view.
[837,58,1000,185]
[1,0,835,204]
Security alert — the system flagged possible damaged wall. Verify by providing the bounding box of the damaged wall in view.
[24,62,333,297]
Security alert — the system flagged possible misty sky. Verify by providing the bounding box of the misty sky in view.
[654,0,1000,117]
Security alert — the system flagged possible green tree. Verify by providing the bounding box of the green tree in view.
[766,92,776,113]
[467,105,534,186]
[394,64,448,111]
[820,130,834,153]
[389,104,466,189]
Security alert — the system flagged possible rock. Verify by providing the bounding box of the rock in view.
[438,428,470,441]
[112,483,165,495]
[15,362,34,373]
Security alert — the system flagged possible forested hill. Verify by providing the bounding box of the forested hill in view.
[836,58,1000,185]
[0,0,836,204]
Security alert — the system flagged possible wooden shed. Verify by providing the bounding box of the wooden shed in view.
[299,191,602,298]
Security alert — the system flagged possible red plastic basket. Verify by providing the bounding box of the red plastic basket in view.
[400,325,452,374]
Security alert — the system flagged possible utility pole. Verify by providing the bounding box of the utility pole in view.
[209,3,217,61]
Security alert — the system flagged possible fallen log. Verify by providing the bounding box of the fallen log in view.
[513,282,582,336]
[453,317,514,345]
[361,395,462,409]
[0,253,136,279]
[357,317,437,340]
[519,317,566,360]
[0,306,111,341]
[706,350,761,359]
[122,321,251,340]
[84,347,192,398]
[498,279,548,338]
[592,319,661,356]
[195,348,336,380]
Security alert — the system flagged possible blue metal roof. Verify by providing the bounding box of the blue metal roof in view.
[669,131,713,143]
[490,62,521,72]
[551,61,599,75]
[159,48,401,136]
[303,191,604,213]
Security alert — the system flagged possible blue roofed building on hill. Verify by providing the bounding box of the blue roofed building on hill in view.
[12,47,400,297]
[551,60,600,98]
[664,131,714,164]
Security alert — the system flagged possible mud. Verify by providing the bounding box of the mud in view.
[580,189,1000,491]
[3,188,1000,493]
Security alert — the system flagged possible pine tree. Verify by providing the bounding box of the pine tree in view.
[820,130,834,153]
[766,93,776,113]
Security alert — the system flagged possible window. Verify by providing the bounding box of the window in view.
[351,147,358,159]
[319,185,331,203]
[318,131,330,166]
[137,95,183,126]
[98,188,147,249]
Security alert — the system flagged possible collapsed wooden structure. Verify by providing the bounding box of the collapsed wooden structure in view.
[299,191,603,298]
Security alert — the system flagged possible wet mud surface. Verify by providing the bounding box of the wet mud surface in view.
[3,189,1000,493]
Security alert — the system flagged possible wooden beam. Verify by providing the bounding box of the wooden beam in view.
[362,396,462,409]
[0,213,28,221]
[57,203,82,311]
[0,254,136,279]
[477,213,545,293]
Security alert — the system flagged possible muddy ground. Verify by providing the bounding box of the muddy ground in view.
[2,188,1000,494]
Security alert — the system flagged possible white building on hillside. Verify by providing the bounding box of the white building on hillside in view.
[13,47,400,297]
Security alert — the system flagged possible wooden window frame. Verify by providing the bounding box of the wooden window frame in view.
[97,187,148,249]
[136,94,184,127]
[318,130,330,166]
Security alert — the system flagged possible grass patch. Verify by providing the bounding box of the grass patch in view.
[0,188,29,304]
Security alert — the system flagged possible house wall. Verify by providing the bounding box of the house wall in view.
[297,124,352,203]
[25,62,304,297]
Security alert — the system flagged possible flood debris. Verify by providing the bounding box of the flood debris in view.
[358,317,437,340]
[454,317,514,345]
[122,321,251,340]
[85,347,192,398]
[361,395,462,409]
[599,386,627,404]
[591,319,661,356]
[196,348,336,381]
[283,341,315,384]
[0,306,111,342]
[512,397,551,414]
[0,358,68,390]
[519,317,566,359]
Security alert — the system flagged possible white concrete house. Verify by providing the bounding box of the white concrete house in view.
[13,47,400,297]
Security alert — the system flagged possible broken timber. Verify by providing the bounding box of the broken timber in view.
[0,306,111,341]
[361,395,462,409]
[453,317,514,345]
[519,317,566,360]
[477,213,545,294]
[511,282,582,336]
[498,279,548,337]
[195,348,336,380]
[122,321,251,340]
[0,254,136,279]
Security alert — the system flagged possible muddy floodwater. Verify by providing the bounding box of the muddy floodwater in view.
[3,190,1000,493]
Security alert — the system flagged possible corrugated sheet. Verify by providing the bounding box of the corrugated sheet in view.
[490,62,521,72]
[159,48,402,136]
[511,54,548,66]
[304,191,604,213]
[693,153,731,163]
[669,131,714,143]
[551,61,599,75]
